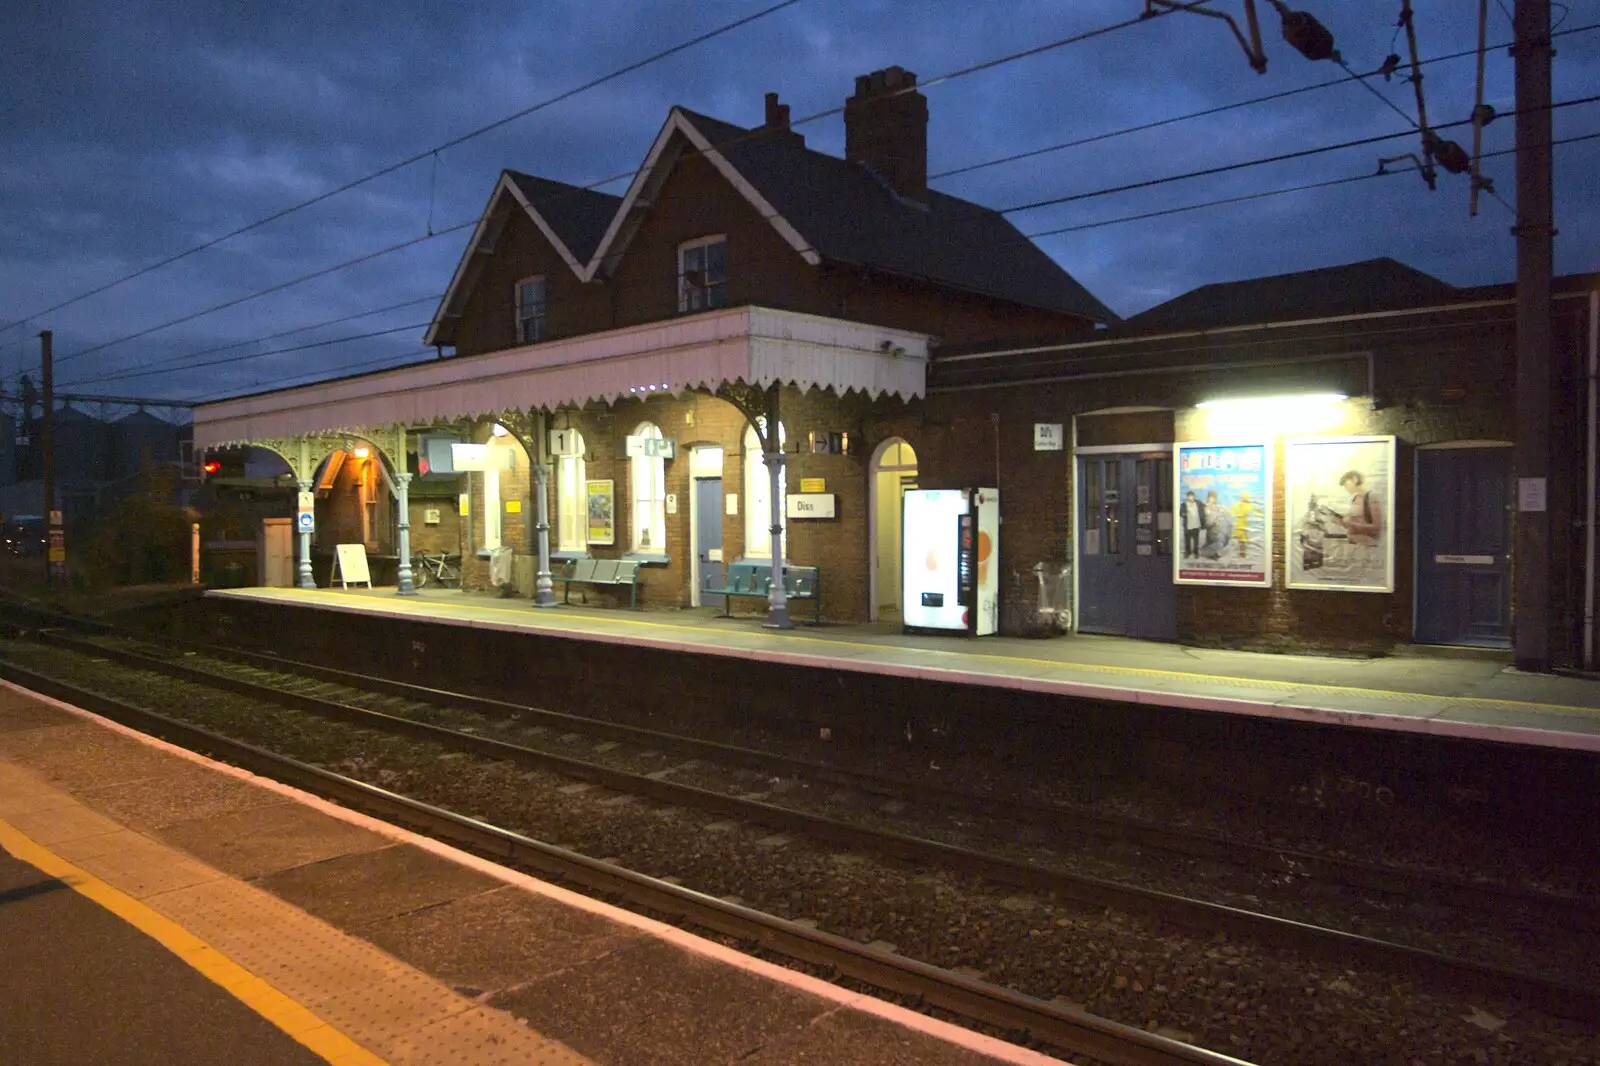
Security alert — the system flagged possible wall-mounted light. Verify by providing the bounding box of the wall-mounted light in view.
[352,445,371,459]
[490,423,509,437]
[1196,392,1348,436]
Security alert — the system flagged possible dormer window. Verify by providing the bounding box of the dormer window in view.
[678,236,727,312]
[516,276,546,343]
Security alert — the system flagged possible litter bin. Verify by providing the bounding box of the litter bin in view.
[489,545,514,589]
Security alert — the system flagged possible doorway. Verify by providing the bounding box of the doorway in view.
[1414,445,1512,647]
[689,446,725,606]
[1076,450,1175,639]
[870,439,919,620]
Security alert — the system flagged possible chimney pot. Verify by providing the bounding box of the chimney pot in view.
[763,91,790,130]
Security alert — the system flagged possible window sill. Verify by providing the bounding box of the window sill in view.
[622,552,670,566]
[550,550,589,562]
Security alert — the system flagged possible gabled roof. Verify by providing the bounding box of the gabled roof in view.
[587,107,1114,325]
[503,171,619,266]
[424,172,622,346]
[1119,258,1459,334]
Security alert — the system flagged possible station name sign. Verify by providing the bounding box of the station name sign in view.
[786,493,836,520]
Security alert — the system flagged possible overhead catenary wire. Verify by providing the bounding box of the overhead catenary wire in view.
[47,18,1600,394]
[0,1,1209,343]
[61,90,1600,397]
[61,294,442,389]
[1024,127,1600,237]
[167,117,1600,405]
[0,0,809,337]
[40,4,1220,374]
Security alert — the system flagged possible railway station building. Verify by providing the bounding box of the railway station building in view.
[191,72,1600,669]
[192,67,1113,625]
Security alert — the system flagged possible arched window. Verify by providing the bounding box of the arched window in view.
[555,429,587,552]
[743,420,786,559]
[630,422,666,553]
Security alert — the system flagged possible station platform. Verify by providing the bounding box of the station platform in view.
[212,587,1600,752]
[0,682,1050,1066]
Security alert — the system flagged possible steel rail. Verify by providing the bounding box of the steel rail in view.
[64,618,1600,932]
[13,629,1600,1024]
[0,656,1253,1066]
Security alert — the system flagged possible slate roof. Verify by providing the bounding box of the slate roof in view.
[675,108,1115,325]
[504,171,622,265]
[1119,258,1459,334]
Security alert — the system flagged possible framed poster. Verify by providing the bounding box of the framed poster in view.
[1173,441,1272,586]
[1285,435,1395,592]
[585,479,615,545]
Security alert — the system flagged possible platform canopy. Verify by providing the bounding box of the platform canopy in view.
[194,306,931,448]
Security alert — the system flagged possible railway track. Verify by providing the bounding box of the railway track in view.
[4,620,1598,1029]
[0,639,1247,1066]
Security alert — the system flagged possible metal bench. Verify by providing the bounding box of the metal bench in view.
[561,558,644,609]
[704,560,821,622]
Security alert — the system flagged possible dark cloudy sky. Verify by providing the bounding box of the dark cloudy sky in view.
[2,0,1597,408]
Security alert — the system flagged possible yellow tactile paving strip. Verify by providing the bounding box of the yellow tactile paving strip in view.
[220,587,1600,720]
[0,755,593,1066]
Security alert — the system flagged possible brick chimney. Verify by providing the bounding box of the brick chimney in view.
[762,91,804,147]
[844,66,928,201]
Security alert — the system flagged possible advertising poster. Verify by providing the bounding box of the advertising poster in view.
[585,479,615,545]
[1286,435,1395,592]
[1174,442,1272,586]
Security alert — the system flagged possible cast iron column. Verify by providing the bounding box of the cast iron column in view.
[296,479,316,589]
[395,471,416,595]
[763,386,791,630]
[533,460,557,607]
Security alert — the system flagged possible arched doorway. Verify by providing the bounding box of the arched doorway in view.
[869,438,918,621]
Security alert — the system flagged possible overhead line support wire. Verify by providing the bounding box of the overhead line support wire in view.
[0,0,807,335]
[40,3,1215,371]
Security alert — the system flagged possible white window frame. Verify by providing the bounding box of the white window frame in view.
[630,422,667,554]
[743,420,786,560]
[556,430,587,553]
[515,275,547,344]
[677,235,727,313]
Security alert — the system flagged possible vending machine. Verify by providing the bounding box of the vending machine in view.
[901,488,1000,636]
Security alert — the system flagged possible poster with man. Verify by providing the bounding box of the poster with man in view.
[1173,442,1272,586]
[1285,435,1395,592]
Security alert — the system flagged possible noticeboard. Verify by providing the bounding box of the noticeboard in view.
[332,544,372,588]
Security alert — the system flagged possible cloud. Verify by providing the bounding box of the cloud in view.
[1,0,1595,399]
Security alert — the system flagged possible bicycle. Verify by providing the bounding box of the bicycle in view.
[409,551,462,589]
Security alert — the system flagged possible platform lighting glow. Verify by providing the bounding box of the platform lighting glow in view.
[1195,392,1348,436]
[351,445,370,459]
[490,423,509,437]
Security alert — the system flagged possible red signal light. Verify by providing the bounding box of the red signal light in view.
[202,460,222,475]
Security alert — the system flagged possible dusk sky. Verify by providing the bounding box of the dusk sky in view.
[2,1,1597,408]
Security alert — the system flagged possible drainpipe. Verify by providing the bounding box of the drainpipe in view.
[1585,288,1598,667]
[533,411,557,607]
[296,478,316,589]
[763,386,791,630]
[395,471,416,595]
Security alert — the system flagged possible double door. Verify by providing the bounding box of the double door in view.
[1077,452,1175,639]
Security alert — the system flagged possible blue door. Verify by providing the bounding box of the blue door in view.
[1415,447,1512,647]
[695,476,724,597]
[1077,453,1176,639]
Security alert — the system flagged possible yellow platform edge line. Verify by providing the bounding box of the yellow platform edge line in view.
[0,815,389,1066]
[266,589,1600,720]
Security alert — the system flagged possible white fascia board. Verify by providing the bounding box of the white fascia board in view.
[501,175,585,276]
[581,112,683,282]
[424,173,591,347]
[424,176,517,347]
[581,109,821,281]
